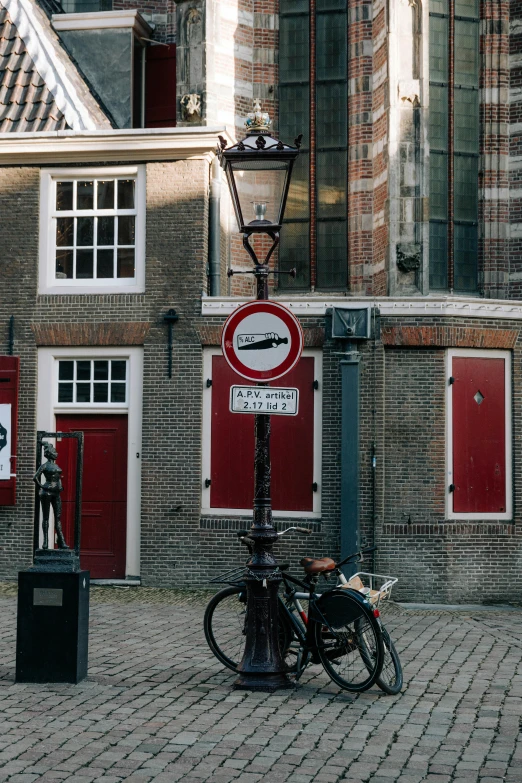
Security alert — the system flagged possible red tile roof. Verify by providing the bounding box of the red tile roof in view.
[0,6,68,130]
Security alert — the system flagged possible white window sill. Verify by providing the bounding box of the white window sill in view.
[201,508,321,520]
[41,283,144,296]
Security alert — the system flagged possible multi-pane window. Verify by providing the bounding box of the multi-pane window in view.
[57,360,127,405]
[429,0,479,292]
[54,177,137,282]
[279,0,348,291]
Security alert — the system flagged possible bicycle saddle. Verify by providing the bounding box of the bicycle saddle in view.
[300,557,336,574]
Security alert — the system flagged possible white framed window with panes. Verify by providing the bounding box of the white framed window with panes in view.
[39,166,146,294]
[56,358,129,408]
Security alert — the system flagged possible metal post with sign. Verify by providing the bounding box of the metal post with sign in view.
[221,299,303,691]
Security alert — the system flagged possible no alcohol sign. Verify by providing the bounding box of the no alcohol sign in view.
[221,300,304,382]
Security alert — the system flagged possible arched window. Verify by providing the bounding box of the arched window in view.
[429,0,480,291]
[278,0,349,291]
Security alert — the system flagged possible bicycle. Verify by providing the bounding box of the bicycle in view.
[204,528,390,693]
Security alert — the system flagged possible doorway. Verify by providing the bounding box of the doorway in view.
[56,414,128,578]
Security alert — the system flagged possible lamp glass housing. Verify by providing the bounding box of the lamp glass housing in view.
[228,159,291,231]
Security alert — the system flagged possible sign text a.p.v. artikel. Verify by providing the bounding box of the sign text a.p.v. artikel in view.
[230,386,299,416]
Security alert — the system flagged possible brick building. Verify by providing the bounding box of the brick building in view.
[0,0,521,603]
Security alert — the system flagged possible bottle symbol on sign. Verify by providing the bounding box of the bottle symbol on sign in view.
[237,333,289,351]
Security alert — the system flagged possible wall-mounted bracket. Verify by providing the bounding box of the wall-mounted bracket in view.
[163,310,179,379]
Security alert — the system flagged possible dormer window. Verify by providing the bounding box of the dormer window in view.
[52,10,157,129]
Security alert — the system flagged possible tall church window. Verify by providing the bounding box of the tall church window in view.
[429,0,480,292]
[279,0,348,291]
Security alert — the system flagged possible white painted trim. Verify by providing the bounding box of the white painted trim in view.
[2,0,100,130]
[202,348,322,519]
[0,127,234,165]
[37,346,143,577]
[446,348,512,521]
[39,165,146,295]
[52,10,152,37]
[202,294,522,320]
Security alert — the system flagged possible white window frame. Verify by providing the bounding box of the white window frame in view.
[39,166,146,295]
[446,348,512,520]
[56,358,130,408]
[202,347,322,519]
[37,346,143,577]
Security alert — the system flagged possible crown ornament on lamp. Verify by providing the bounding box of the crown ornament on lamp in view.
[244,99,272,134]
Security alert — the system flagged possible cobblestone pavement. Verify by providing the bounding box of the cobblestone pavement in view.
[0,584,521,783]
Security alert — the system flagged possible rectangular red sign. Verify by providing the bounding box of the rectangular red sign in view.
[0,356,19,506]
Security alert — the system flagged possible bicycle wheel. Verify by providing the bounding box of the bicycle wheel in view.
[357,619,403,695]
[204,586,295,673]
[313,590,384,692]
[204,586,247,672]
[376,626,403,694]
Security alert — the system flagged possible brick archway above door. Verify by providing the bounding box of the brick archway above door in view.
[381,325,518,349]
[31,322,150,346]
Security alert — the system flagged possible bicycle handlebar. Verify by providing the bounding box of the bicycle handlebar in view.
[336,545,378,569]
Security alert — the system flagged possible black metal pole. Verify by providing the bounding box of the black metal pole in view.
[340,347,360,578]
[234,254,292,691]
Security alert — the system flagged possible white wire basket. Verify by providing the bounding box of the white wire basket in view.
[342,572,398,608]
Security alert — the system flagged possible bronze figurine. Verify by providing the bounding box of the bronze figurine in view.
[33,442,68,550]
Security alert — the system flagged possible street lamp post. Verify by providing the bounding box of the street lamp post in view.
[218,102,302,691]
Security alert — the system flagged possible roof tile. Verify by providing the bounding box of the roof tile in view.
[0,4,70,131]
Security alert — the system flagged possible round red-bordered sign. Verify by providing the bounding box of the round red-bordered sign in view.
[221,300,304,382]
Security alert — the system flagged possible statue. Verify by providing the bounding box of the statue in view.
[180,93,202,122]
[33,442,68,550]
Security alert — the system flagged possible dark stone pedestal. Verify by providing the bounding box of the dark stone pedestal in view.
[31,549,81,573]
[16,570,90,683]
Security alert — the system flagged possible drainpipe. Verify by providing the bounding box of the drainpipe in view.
[208,156,221,296]
[340,343,361,577]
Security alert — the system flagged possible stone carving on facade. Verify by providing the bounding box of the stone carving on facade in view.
[396,244,421,273]
[180,93,202,122]
[398,80,420,107]
[186,6,201,24]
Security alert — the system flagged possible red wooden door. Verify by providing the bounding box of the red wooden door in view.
[452,357,506,513]
[56,414,128,578]
[210,356,315,512]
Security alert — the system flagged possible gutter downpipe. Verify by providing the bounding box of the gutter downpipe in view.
[340,342,361,577]
[208,156,221,295]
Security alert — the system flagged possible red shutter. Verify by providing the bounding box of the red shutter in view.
[452,356,506,513]
[145,44,176,128]
[210,356,315,512]
[0,356,19,506]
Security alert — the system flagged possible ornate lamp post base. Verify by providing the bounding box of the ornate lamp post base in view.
[233,572,293,692]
